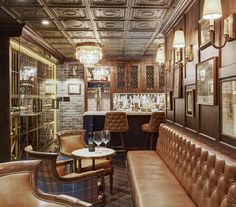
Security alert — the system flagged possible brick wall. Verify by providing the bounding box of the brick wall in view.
[56,62,85,132]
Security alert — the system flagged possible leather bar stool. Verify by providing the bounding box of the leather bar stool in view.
[104,112,129,152]
[141,112,165,150]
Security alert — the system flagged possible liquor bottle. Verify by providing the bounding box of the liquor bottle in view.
[88,129,95,152]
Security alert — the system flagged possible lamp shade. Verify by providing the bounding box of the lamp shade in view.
[173,30,185,48]
[203,0,222,20]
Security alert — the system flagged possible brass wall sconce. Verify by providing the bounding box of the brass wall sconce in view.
[203,0,235,49]
[186,44,194,62]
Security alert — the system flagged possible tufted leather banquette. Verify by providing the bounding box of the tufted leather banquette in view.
[127,123,236,207]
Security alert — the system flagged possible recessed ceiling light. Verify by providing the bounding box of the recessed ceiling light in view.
[42,20,50,25]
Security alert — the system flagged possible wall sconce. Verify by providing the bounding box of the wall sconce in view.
[202,0,235,49]
[156,44,165,65]
[173,30,185,48]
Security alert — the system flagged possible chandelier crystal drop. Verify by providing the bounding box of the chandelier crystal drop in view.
[75,42,103,67]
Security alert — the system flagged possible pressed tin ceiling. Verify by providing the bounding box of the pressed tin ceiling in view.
[0,0,187,60]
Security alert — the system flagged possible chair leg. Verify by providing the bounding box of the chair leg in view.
[144,133,148,150]
[120,132,125,151]
[150,133,153,150]
[110,166,114,194]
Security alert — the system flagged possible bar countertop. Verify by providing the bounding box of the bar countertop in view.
[83,111,159,116]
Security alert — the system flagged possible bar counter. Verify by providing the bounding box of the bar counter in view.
[83,111,162,150]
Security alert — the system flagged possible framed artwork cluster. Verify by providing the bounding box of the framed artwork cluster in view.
[196,57,217,106]
[186,89,195,117]
[68,84,81,95]
[173,63,183,98]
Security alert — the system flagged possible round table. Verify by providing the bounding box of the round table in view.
[71,147,116,172]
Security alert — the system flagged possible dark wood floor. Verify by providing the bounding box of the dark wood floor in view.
[104,160,133,207]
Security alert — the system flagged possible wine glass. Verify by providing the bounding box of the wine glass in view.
[101,130,110,148]
[94,131,102,151]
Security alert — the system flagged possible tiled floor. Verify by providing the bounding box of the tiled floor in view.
[104,160,133,207]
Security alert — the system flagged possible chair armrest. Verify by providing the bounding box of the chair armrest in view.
[56,159,74,166]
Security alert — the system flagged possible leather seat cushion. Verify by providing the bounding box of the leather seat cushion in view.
[141,124,158,133]
[127,151,196,207]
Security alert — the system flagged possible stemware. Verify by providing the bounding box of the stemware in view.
[101,130,110,147]
[94,131,102,150]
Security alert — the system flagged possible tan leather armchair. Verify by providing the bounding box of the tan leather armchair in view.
[0,160,92,207]
[24,145,106,205]
[57,130,114,194]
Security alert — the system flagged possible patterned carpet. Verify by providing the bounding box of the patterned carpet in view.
[104,160,133,207]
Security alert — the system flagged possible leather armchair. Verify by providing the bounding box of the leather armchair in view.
[0,160,92,207]
[24,145,106,206]
[57,130,114,194]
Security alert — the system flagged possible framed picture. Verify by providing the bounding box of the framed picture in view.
[166,91,172,110]
[45,83,55,95]
[174,48,182,63]
[186,89,195,117]
[68,84,81,95]
[221,79,236,138]
[196,57,217,105]
[186,44,194,62]
[173,64,182,98]
[199,18,215,50]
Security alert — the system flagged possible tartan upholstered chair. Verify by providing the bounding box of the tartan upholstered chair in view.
[56,130,114,194]
[0,160,92,207]
[24,145,106,206]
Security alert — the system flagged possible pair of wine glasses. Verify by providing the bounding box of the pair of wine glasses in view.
[93,130,111,148]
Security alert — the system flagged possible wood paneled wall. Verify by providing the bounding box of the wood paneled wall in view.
[165,0,236,153]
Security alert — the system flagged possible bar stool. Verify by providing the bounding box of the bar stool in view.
[104,112,129,152]
[141,112,165,150]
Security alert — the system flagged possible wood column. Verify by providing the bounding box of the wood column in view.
[0,23,24,162]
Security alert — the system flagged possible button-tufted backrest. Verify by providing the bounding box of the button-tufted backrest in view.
[157,124,236,207]
[104,112,129,132]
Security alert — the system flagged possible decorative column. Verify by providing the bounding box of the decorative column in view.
[0,23,24,162]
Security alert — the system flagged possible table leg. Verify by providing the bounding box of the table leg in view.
[78,159,82,173]
[92,159,95,170]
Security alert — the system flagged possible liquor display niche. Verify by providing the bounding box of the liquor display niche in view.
[10,41,57,160]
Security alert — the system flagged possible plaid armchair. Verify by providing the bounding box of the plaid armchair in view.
[24,145,106,206]
[0,160,92,207]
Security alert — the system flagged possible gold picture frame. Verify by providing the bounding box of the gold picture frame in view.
[173,64,182,98]
[199,19,215,50]
[166,91,172,110]
[196,57,217,105]
[186,89,195,117]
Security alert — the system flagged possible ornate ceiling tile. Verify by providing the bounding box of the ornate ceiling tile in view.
[37,30,64,38]
[132,8,164,20]
[52,8,87,19]
[134,0,168,6]
[27,20,57,29]
[96,21,124,30]
[46,0,84,6]
[68,31,95,38]
[61,20,92,30]
[12,7,48,19]
[72,38,97,44]
[101,39,123,44]
[128,31,153,39]
[92,8,125,20]
[90,0,127,6]
[2,0,40,6]
[129,21,159,31]
[46,38,69,44]
[52,44,73,49]
[0,8,15,21]
[99,31,123,38]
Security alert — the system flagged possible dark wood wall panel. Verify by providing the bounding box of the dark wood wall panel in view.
[174,99,185,126]
[199,105,220,139]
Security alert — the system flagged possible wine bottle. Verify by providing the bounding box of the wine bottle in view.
[88,130,95,152]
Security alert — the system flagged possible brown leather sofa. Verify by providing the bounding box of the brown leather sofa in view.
[127,123,236,207]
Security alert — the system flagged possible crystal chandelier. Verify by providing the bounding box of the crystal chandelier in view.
[75,42,103,67]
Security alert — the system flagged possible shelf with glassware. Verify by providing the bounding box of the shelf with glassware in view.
[10,42,57,160]
[85,66,112,111]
